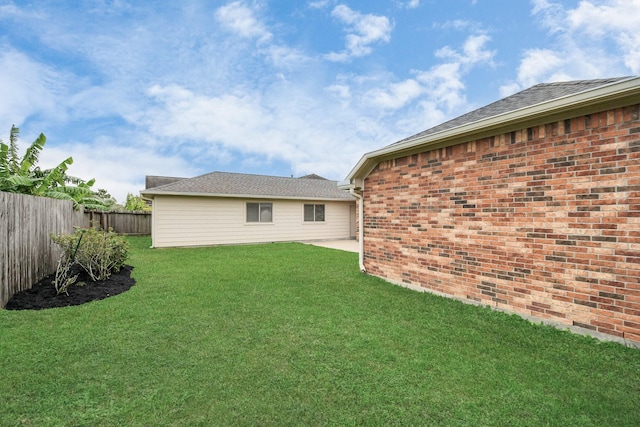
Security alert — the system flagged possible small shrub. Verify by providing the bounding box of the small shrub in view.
[51,230,83,295]
[52,227,130,282]
[52,257,79,295]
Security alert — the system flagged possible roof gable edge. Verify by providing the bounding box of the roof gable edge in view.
[343,76,640,185]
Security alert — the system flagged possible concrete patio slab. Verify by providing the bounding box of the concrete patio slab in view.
[304,239,358,253]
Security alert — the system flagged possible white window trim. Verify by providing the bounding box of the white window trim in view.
[245,201,274,224]
[302,203,326,224]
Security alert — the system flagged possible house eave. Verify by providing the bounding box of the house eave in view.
[337,179,352,190]
[140,190,355,202]
[343,76,640,184]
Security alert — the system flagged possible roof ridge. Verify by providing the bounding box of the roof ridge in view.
[196,171,331,180]
[532,77,634,87]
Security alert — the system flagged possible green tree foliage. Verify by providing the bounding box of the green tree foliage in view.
[124,193,151,212]
[0,125,112,210]
[0,125,71,194]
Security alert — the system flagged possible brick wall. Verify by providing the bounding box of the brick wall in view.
[363,104,640,344]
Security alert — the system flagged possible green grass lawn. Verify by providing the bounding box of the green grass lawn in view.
[1,237,639,426]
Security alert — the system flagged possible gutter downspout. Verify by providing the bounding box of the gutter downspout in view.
[349,188,366,273]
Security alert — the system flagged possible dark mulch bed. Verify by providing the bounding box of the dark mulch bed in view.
[5,265,135,310]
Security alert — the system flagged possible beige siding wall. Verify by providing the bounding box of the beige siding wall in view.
[151,196,354,248]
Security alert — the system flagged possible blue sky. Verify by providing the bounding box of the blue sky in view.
[1,0,639,202]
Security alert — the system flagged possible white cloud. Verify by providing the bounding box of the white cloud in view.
[338,32,495,137]
[0,3,22,18]
[436,33,495,67]
[325,83,351,101]
[367,79,423,110]
[213,3,312,72]
[462,33,495,65]
[416,63,466,112]
[418,33,494,112]
[214,1,272,44]
[531,0,566,33]
[324,5,393,62]
[567,0,640,36]
[395,34,493,132]
[0,2,45,20]
[143,84,270,152]
[1,1,366,187]
[263,44,311,69]
[308,0,332,9]
[39,139,194,204]
[566,0,640,73]
[139,82,385,181]
[507,48,565,93]
[435,19,477,31]
[0,49,62,126]
[502,0,640,94]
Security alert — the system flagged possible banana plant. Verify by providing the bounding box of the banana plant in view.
[45,178,112,210]
[1,125,73,194]
[0,125,110,210]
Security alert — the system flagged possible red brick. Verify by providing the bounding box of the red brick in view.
[363,104,640,341]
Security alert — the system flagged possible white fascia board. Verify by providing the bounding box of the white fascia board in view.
[139,191,354,202]
[342,76,640,183]
[337,180,352,190]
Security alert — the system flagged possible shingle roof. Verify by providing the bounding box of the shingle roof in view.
[298,174,328,180]
[145,175,187,189]
[141,171,355,200]
[392,77,633,146]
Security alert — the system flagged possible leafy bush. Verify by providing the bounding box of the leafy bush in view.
[124,193,151,212]
[52,227,129,282]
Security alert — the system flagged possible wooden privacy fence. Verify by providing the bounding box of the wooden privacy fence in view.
[1,192,83,308]
[1,192,152,308]
[81,210,151,235]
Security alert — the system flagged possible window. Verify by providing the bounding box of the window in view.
[304,204,325,222]
[247,202,272,223]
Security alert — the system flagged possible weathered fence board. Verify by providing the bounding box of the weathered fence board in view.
[1,192,151,308]
[82,210,151,235]
[0,192,77,308]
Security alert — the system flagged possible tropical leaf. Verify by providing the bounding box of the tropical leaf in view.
[19,133,46,175]
[0,142,9,179]
[79,197,112,211]
[0,141,8,167]
[62,173,89,186]
[34,157,73,195]
[45,181,110,210]
[7,125,20,173]
[44,189,74,202]
[7,174,36,187]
